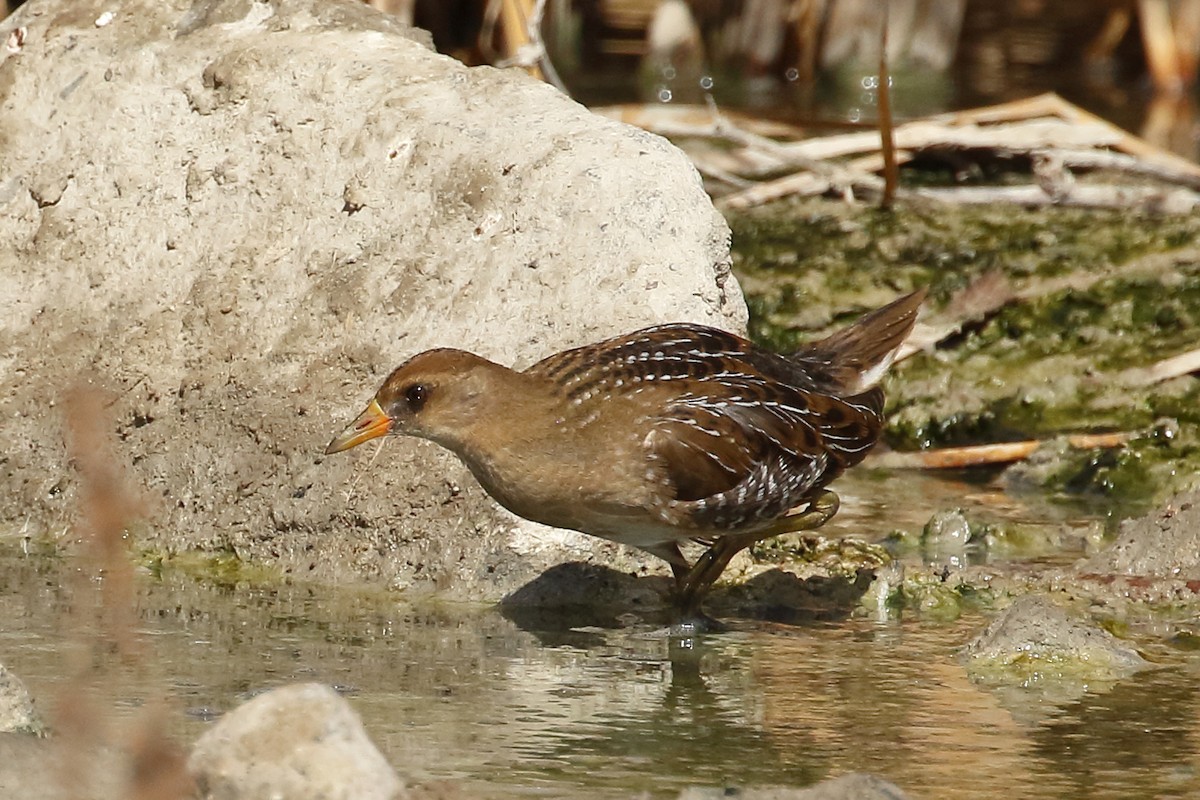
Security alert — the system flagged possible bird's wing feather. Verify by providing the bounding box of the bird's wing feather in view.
[645,386,840,531]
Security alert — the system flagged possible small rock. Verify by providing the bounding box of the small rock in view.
[0,664,43,735]
[964,595,1148,684]
[189,683,405,800]
[924,509,972,546]
[678,772,911,799]
[861,561,904,619]
[921,508,979,567]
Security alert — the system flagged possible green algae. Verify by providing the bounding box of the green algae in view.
[732,200,1199,348]
[142,547,282,588]
[751,533,891,577]
[727,197,1200,513]
[880,568,999,621]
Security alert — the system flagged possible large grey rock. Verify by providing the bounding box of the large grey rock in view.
[0,0,744,600]
[189,682,405,800]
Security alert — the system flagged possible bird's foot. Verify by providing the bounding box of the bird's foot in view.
[773,489,840,534]
[672,490,842,614]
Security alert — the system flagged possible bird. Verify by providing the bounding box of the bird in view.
[326,288,926,613]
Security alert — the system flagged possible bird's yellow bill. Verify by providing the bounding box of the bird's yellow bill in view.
[325,398,392,454]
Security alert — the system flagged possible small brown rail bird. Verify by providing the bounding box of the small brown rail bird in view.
[327,289,926,612]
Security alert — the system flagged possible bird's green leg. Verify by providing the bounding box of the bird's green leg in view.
[675,490,841,613]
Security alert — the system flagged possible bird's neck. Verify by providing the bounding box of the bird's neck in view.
[421,365,586,520]
[422,364,558,465]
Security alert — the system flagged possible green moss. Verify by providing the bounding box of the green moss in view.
[903,578,963,620]
[752,534,891,577]
[998,423,1199,518]
[141,547,282,588]
[732,200,1200,346]
[886,570,998,620]
[1098,616,1133,639]
[882,527,920,551]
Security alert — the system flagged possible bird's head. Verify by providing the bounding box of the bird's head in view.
[324,348,502,455]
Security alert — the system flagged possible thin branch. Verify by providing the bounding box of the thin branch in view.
[878,1,897,208]
[914,183,1200,212]
[717,171,832,210]
[596,92,1200,211]
[528,0,568,94]
[492,0,569,94]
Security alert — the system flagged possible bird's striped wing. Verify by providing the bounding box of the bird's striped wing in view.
[645,385,880,532]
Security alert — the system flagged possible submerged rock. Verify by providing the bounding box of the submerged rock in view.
[189,683,405,800]
[0,0,742,599]
[964,595,1148,687]
[678,772,911,799]
[920,508,976,567]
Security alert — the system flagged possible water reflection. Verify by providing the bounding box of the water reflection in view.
[1031,666,1200,796]
[3,502,1200,798]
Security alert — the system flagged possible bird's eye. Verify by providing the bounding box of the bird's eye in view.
[404,383,428,411]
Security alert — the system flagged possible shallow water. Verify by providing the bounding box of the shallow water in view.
[3,470,1198,797]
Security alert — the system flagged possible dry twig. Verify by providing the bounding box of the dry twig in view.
[597,92,1200,211]
[1121,347,1200,386]
[877,1,897,208]
[914,183,1200,213]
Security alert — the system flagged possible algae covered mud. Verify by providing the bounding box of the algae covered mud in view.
[730,198,1200,520]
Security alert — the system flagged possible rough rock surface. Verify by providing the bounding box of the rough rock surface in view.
[963,594,1148,682]
[1078,488,1200,578]
[189,682,405,800]
[919,507,974,566]
[0,0,744,600]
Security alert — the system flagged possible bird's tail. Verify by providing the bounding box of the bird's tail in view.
[791,288,927,396]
